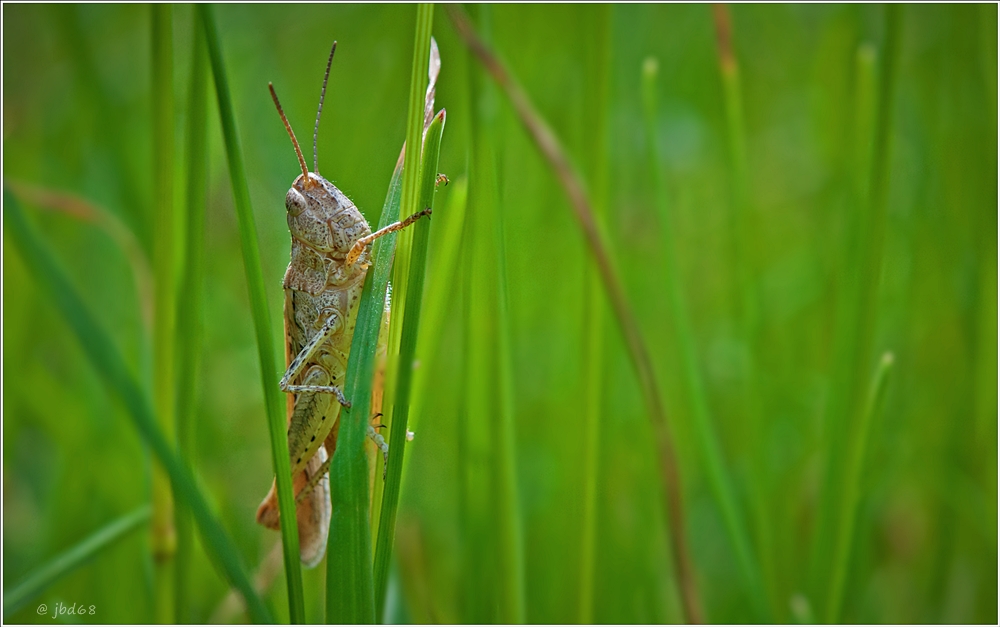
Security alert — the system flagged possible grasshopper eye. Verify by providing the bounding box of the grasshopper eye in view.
[286,188,306,217]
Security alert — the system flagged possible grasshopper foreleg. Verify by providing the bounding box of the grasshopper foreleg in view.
[345,208,433,267]
[280,310,350,407]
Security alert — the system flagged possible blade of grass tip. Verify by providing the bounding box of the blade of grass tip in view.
[150,7,178,622]
[579,6,612,624]
[3,190,271,623]
[812,6,902,613]
[447,5,694,623]
[174,12,209,623]
[808,41,877,599]
[197,5,305,623]
[326,145,407,626]
[374,109,446,622]
[826,352,895,623]
[641,56,720,624]
[386,33,440,372]
[377,26,439,535]
[708,5,776,619]
[3,505,152,618]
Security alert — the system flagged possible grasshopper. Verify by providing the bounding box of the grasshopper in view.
[255,42,430,567]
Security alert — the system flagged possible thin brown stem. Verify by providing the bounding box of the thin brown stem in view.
[446,6,702,623]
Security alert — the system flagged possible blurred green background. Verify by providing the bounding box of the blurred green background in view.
[3,3,996,624]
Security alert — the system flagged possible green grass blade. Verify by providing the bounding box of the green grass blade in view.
[708,6,775,618]
[174,11,209,622]
[407,176,467,427]
[198,6,305,623]
[578,7,612,623]
[642,56,738,623]
[3,505,152,618]
[374,109,445,622]
[326,153,406,626]
[462,7,525,621]
[812,6,902,616]
[375,3,436,546]
[826,352,895,623]
[3,190,271,623]
[150,7,177,621]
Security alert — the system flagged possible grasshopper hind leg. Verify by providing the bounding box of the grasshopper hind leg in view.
[255,445,331,567]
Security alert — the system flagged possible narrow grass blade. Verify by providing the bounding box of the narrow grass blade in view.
[448,5,689,622]
[3,190,271,623]
[826,352,895,622]
[198,5,305,622]
[579,6,612,623]
[641,56,721,624]
[407,177,468,429]
[374,109,446,622]
[708,6,775,618]
[150,7,177,621]
[462,7,525,621]
[3,505,152,618]
[174,11,209,622]
[378,11,438,534]
[326,152,406,625]
[812,6,902,615]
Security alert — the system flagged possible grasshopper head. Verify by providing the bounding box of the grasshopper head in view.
[282,172,372,294]
[286,172,371,257]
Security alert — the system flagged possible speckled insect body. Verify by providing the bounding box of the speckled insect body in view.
[255,43,425,568]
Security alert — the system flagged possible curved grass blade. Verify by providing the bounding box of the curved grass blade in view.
[374,109,446,622]
[3,505,151,618]
[3,190,271,623]
[826,352,895,622]
[197,6,305,622]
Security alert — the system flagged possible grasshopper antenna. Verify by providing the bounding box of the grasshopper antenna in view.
[269,82,310,183]
[313,41,337,174]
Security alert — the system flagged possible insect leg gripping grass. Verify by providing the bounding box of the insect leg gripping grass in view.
[256,43,430,567]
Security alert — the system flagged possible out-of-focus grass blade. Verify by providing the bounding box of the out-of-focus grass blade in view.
[708,6,774,618]
[150,7,177,622]
[326,147,405,626]
[3,190,271,623]
[198,6,305,623]
[374,109,446,622]
[812,6,902,618]
[3,505,152,618]
[461,6,525,622]
[174,9,209,622]
[826,352,895,623]
[642,55,728,623]
[407,177,467,429]
[578,6,612,623]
